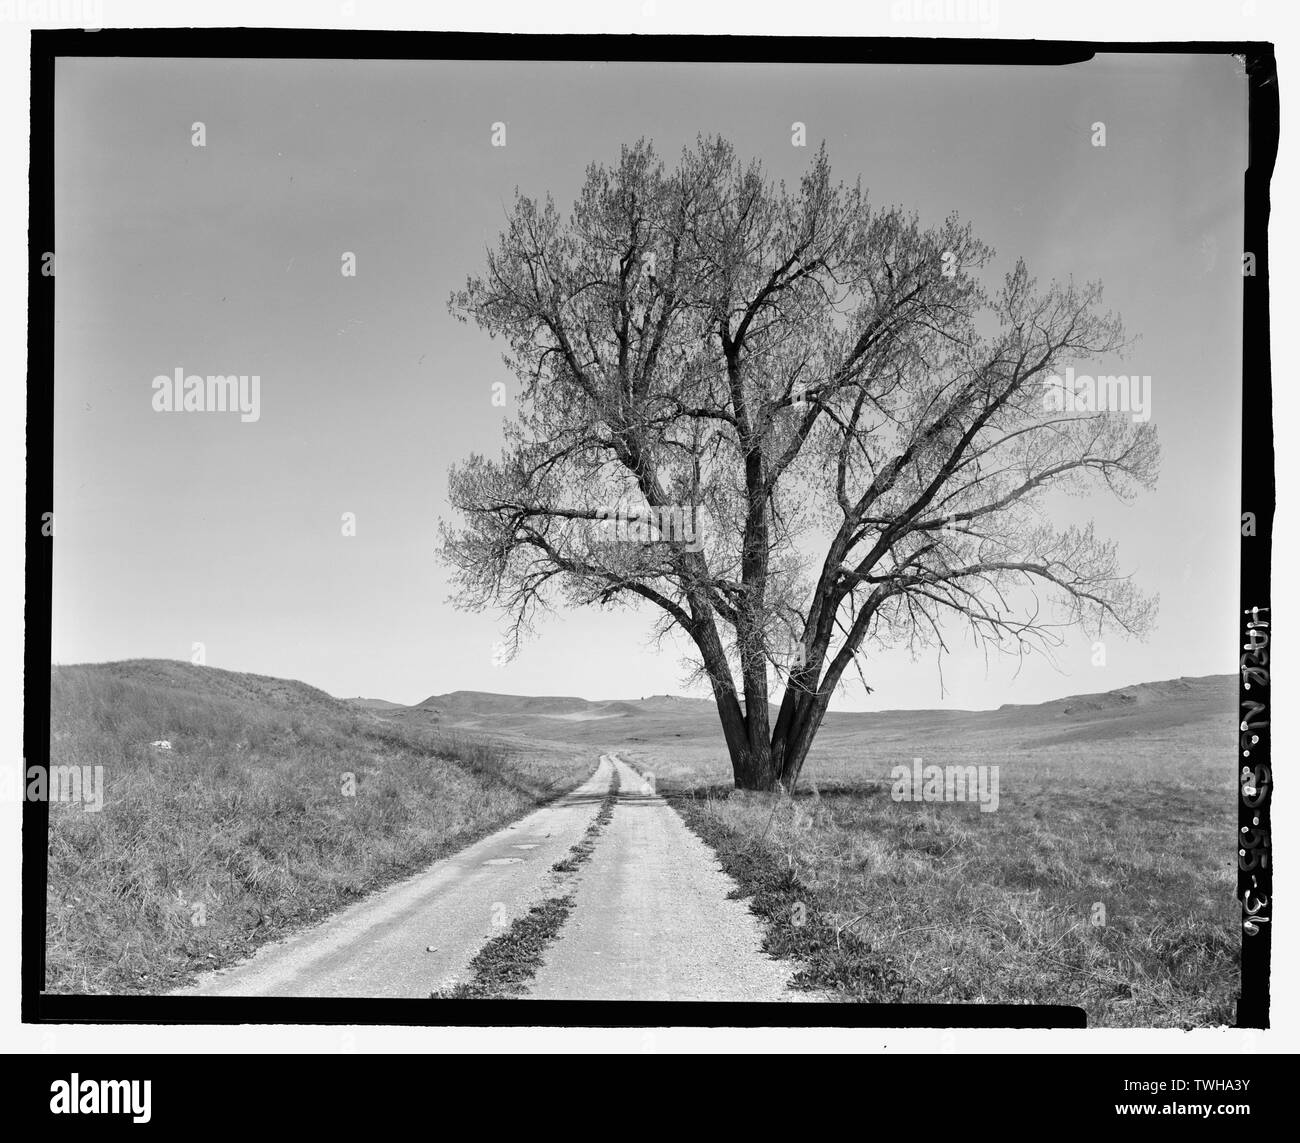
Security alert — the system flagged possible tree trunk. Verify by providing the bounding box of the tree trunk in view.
[709,683,832,792]
[729,736,778,790]
[764,672,833,792]
[709,663,833,791]
[715,691,780,790]
[776,693,830,791]
[690,605,800,791]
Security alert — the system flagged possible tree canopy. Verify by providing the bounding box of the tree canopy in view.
[441,137,1159,790]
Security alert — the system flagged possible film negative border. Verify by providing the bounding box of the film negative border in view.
[1236,47,1275,1031]
[22,28,1278,1030]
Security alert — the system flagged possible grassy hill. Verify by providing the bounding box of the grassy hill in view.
[45,661,593,995]
[345,697,407,711]
[367,674,1235,781]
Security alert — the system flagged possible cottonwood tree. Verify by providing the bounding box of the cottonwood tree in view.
[441,138,1159,791]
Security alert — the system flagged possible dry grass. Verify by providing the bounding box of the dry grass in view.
[632,712,1239,1027]
[44,661,593,995]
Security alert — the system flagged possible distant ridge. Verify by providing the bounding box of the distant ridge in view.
[410,674,1233,719]
[54,662,1234,750]
[995,674,1228,714]
[414,689,711,712]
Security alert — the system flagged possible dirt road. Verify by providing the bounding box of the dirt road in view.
[176,752,794,1000]
[527,754,796,1001]
[175,758,616,997]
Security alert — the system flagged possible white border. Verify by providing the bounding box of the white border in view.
[1,0,1293,1055]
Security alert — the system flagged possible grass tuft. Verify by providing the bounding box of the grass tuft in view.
[430,897,578,999]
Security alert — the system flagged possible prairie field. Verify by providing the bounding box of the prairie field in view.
[615,678,1240,1027]
[44,661,593,995]
[43,663,1239,1024]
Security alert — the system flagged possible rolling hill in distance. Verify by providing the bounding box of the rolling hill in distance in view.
[362,674,1235,759]
[49,659,1234,767]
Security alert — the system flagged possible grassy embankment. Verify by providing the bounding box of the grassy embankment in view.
[45,660,592,994]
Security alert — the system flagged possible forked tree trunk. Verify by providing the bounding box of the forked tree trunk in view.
[696,619,828,792]
[714,679,830,791]
[716,671,833,792]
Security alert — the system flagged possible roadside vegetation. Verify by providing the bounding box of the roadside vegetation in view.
[45,660,592,995]
[644,711,1239,1028]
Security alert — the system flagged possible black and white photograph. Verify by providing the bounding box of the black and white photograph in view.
[18,13,1281,1080]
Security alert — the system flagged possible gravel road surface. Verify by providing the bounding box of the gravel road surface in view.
[175,756,615,997]
[527,754,796,1001]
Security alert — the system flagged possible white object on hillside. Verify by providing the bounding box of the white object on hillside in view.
[150,740,172,751]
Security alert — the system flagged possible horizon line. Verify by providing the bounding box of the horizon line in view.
[50,656,1235,716]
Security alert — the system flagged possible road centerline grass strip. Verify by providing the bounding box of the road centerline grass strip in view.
[430,762,621,999]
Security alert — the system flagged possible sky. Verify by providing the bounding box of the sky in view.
[52,53,1246,710]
